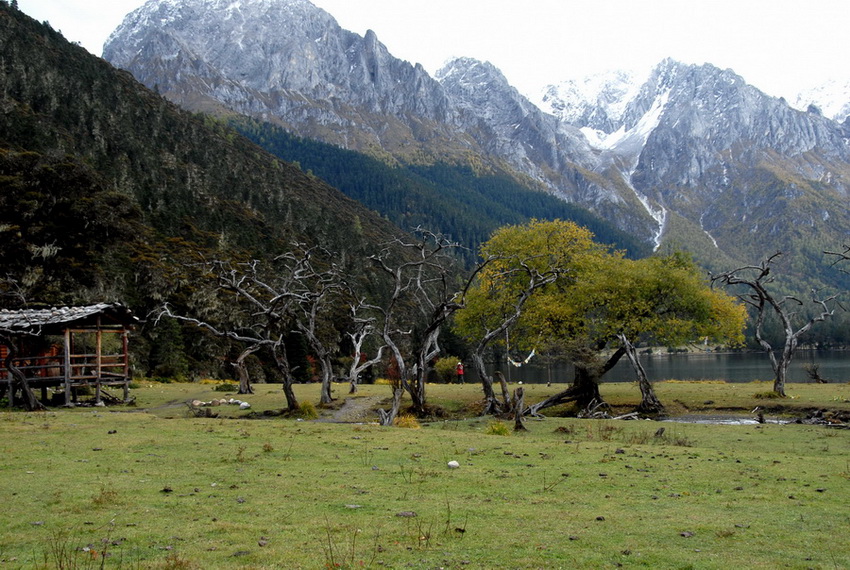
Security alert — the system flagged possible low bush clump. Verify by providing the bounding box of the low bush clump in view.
[753,390,782,399]
[298,400,319,419]
[485,420,511,435]
[393,414,421,429]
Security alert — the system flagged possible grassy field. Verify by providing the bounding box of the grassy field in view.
[1,381,849,569]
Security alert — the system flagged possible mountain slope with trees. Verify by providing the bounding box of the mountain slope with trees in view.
[227,116,650,259]
[0,4,408,376]
[102,0,850,304]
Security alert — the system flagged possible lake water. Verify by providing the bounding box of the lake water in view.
[486,350,850,384]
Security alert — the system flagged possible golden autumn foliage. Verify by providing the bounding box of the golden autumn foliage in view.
[456,221,746,356]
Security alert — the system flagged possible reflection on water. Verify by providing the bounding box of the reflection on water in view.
[486,351,850,384]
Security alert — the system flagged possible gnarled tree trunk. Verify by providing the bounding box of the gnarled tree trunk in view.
[513,387,527,431]
[272,342,299,412]
[1,336,44,411]
[378,384,404,426]
[232,344,260,395]
[618,334,664,414]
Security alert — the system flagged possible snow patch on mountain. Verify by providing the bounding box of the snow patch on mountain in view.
[792,78,850,123]
[535,68,649,132]
[586,88,669,152]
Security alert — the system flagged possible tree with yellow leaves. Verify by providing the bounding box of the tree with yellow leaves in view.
[456,221,746,415]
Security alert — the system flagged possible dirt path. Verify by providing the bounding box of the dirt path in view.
[326,395,387,423]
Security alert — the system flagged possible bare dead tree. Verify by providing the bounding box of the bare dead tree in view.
[466,259,559,416]
[825,243,850,273]
[158,304,300,410]
[344,300,385,394]
[0,280,45,411]
[0,331,46,411]
[711,253,838,397]
[369,228,489,419]
[158,256,307,412]
[161,247,349,408]
[277,251,346,405]
[231,344,261,394]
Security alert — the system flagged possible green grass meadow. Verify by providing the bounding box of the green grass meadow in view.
[1,381,849,569]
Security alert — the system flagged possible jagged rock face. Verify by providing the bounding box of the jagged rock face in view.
[623,60,850,256]
[435,57,658,237]
[540,59,850,258]
[437,58,597,181]
[104,1,850,275]
[104,0,654,235]
[105,0,454,150]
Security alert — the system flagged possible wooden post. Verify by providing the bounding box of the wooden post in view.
[122,329,130,401]
[63,328,72,407]
[95,319,102,404]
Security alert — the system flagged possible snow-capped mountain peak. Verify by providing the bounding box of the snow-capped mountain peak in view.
[792,78,850,123]
[535,67,649,133]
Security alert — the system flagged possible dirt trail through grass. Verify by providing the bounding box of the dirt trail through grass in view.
[326,394,386,423]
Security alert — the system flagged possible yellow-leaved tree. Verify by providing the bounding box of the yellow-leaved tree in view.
[456,221,746,415]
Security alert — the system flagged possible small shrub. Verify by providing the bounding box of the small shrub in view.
[394,414,421,429]
[753,391,782,399]
[672,434,694,447]
[91,484,118,506]
[434,356,462,383]
[262,442,274,453]
[485,420,511,436]
[588,423,622,441]
[626,430,652,445]
[160,553,195,569]
[298,400,319,420]
[214,382,238,392]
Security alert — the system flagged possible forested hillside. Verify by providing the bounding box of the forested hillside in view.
[0,4,405,377]
[229,117,651,260]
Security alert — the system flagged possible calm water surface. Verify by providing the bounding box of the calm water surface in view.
[487,351,850,384]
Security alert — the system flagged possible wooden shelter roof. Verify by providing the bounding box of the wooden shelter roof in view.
[0,303,137,333]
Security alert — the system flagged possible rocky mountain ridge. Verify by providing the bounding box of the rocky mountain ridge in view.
[103,0,850,289]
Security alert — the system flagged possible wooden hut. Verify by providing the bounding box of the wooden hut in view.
[0,303,137,407]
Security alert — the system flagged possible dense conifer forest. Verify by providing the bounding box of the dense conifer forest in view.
[229,116,651,261]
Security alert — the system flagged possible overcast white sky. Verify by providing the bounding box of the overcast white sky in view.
[17,0,850,100]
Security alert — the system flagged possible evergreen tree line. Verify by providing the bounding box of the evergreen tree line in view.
[228,117,652,263]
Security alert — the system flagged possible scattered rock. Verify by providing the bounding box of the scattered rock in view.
[680,531,695,538]
[396,511,417,518]
[447,460,460,469]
